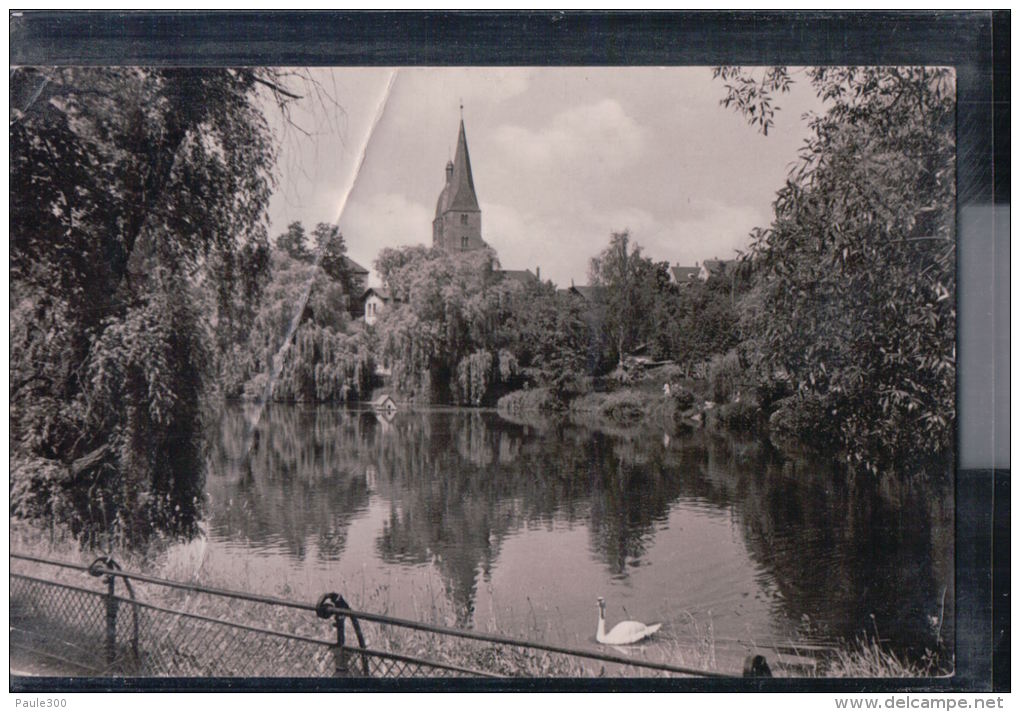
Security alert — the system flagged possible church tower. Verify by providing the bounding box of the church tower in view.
[433,115,484,251]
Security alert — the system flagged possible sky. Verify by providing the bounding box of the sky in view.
[264,67,823,288]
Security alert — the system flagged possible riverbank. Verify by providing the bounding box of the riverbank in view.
[10,521,945,679]
[496,364,743,436]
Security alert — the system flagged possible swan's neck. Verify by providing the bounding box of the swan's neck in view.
[597,608,606,641]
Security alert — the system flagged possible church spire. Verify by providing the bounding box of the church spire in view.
[433,112,484,251]
[446,116,480,212]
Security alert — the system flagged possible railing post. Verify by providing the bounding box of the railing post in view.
[318,593,351,677]
[104,572,118,665]
[89,557,120,667]
[743,654,772,678]
[317,592,370,677]
[334,609,351,677]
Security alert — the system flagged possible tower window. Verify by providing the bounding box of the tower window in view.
[461,236,469,250]
[460,214,468,225]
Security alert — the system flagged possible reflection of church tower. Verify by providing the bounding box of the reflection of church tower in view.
[433,115,485,251]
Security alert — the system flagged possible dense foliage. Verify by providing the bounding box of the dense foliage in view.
[583,231,742,376]
[669,277,742,374]
[589,231,674,365]
[718,67,956,474]
[221,225,373,403]
[375,247,517,404]
[375,246,594,405]
[10,63,954,554]
[10,67,297,544]
[500,280,593,396]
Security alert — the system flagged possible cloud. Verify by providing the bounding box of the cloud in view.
[479,196,770,289]
[386,68,534,132]
[340,192,432,277]
[648,204,768,266]
[492,99,646,175]
[459,68,532,104]
[483,202,551,273]
[596,198,769,267]
[290,70,797,291]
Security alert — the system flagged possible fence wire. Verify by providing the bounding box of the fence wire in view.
[10,568,494,678]
[11,575,110,675]
[10,553,758,679]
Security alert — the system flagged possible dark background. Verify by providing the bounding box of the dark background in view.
[9,10,1009,693]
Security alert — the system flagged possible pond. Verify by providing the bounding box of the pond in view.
[200,404,953,672]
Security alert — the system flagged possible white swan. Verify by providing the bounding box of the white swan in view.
[596,597,662,645]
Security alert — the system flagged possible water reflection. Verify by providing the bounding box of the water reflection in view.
[206,405,952,654]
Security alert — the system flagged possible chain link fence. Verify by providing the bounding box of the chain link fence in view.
[11,553,764,679]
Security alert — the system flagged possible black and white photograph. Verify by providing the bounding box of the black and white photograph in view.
[9,12,999,694]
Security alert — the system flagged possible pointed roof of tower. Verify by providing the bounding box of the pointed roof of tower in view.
[440,119,480,214]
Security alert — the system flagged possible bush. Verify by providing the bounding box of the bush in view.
[768,393,840,454]
[598,391,646,423]
[708,396,761,430]
[551,372,591,401]
[753,376,794,411]
[496,388,562,413]
[670,386,696,411]
[568,392,605,413]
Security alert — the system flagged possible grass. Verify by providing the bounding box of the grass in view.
[568,388,699,437]
[10,519,949,679]
[570,390,646,423]
[823,637,948,678]
[10,521,590,677]
[496,387,562,414]
[10,521,731,678]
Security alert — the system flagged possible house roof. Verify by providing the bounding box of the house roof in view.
[568,285,606,301]
[435,119,480,218]
[363,287,392,301]
[702,259,735,274]
[372,394,396,406]
[343,256,369,275]
[498,269,537,285]
[671,266,700,283]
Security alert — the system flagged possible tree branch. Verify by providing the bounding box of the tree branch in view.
[252,75,303,100]
[69,443,110,477]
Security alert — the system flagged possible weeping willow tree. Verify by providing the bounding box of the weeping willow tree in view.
[8,67,325,546]
[268,324,373,402]
[224,234,374,403]
[375,246,524,405]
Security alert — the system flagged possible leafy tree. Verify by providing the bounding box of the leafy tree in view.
[313,222,352,293]
[716,67,955,474]
[9,67,316,544]
[375,244,437,297]
[275,221,313,262]
[589,231,672,366]
[501,280,591,394]
[668,278,741,374]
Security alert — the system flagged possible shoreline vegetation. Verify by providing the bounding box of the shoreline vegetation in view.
[10,522,948,678]
[11,67,954,545]
[497,363,808,459]
[10,67,955,680]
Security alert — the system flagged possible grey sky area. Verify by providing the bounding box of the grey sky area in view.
[264,67,823,287]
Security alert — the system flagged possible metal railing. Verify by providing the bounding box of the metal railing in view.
[10,552,772,679]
